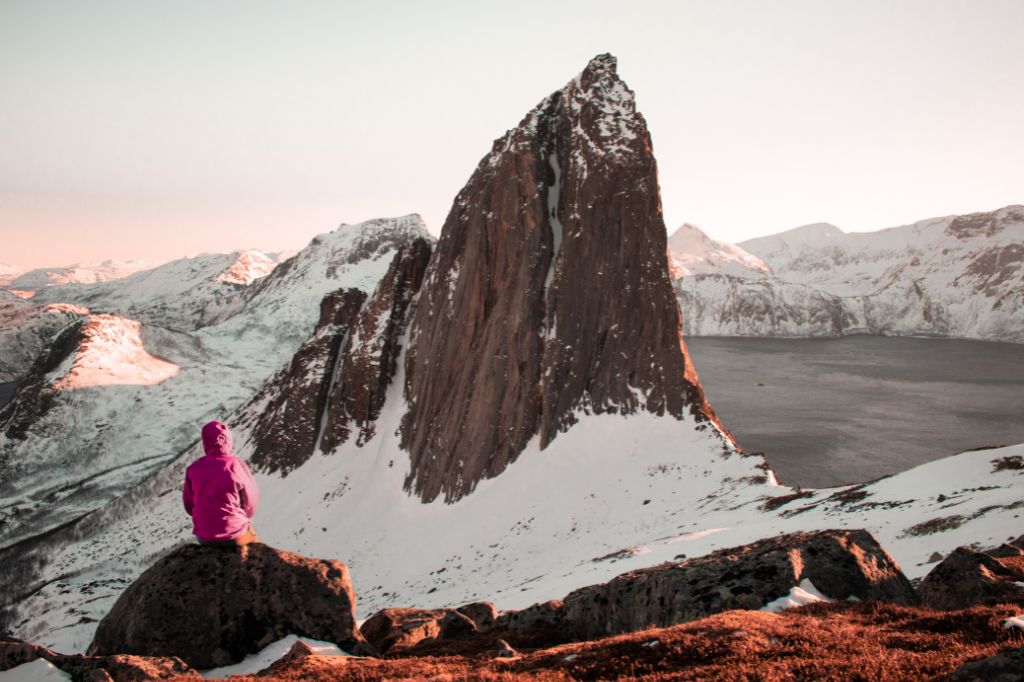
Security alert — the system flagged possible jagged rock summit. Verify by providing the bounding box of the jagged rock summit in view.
[87,543,372,668]
[401,53,719,502]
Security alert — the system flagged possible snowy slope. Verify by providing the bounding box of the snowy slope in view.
[675,206,1024,341]
[0,264,25,288]
[0,216,430,554]
[7,260,156,292]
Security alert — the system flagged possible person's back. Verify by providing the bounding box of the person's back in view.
[183,420,260,545]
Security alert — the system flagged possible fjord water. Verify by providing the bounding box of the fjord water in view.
[687,336,1024,488]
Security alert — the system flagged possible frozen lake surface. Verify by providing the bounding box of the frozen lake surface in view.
[686,336,1024,488]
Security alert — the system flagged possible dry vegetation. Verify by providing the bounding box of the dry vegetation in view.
[221,602,1024,682]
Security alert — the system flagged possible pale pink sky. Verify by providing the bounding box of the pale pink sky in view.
[2,0,1022,269]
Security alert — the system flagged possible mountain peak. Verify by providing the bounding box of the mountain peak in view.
[401,56,718,502]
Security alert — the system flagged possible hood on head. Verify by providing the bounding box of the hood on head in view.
[202,420,234,457]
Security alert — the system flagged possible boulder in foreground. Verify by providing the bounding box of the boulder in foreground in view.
[88,543,373,668]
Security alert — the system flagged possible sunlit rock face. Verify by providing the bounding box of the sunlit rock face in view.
[400,54,719,503]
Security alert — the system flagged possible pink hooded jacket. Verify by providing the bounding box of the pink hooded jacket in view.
[183,421,260,542]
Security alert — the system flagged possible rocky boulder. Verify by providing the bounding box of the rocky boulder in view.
[360,602,497,654]
[919,547,1024,610]
[88,543,372,669]
[498,529,916,641]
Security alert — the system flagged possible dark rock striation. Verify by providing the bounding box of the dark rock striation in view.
[247,288,367,474]
[497,529,917,641]
[88,543,372,668]
[401,53,719,502]
[919,546,1024,610]
[245,238,432,473]
[321,238,432,450]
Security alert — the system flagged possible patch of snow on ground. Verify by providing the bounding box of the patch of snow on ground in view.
[761,579,829,613]
[201,635,347,678]
[0,659,70,681]
[1003,615,1024,631]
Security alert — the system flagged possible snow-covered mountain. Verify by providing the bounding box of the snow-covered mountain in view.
[0,216,430,553]
[27,249,276,330]
[668,223,770,278]
[7,260,156,292]
[2,55,1021,659]
[0,264,24,288]
[674,206,1024,341]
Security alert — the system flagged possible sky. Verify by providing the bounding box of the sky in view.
[1,0,1022,269]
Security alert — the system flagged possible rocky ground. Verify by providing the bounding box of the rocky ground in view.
[4,528,1024,681]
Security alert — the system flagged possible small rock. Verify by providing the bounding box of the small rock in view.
[494,639,518,658]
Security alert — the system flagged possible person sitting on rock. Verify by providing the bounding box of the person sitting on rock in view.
[183,420,260,546]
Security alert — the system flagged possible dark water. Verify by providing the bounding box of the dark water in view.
[0,382,15,410]
[686,336,1024,489]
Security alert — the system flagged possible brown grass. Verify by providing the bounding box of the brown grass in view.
[213,602,1024,681]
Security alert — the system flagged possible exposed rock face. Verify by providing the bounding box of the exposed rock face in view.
[245,239,432,472]
[88,543,371,668]
[919,547,1024,610]
[0,639,195,681]
[496,530,917,641]
[401,53,717,502]
[321,238,432,450]
[247,288,367,474]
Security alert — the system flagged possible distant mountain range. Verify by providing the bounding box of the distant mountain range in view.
[672,205,1024,342]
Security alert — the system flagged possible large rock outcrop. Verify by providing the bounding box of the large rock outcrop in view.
[88,543,372,668]
[401,53,718,502]
[497,529,917,640]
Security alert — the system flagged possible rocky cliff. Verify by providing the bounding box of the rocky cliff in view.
[401,54,717,502]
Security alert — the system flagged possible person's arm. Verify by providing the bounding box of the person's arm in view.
[182,469,195,516]
[237,461,260,519]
